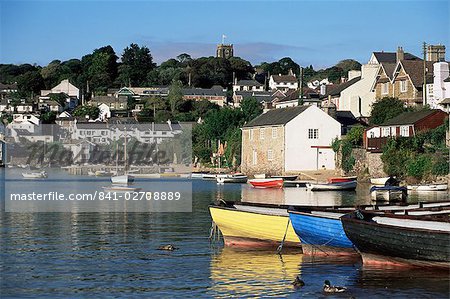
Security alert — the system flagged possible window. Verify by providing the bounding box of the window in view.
[252,150,257,165]
[272,127,278,139]
[308,128,319,139]
[267,150,273,161]
[249,129,254,141]
[381,83,389,95]
[260,128,265,140]
[382,127,390,137]
[400,126,409,137]
[400,80,407,92]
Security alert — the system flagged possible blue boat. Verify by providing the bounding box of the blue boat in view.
[288,208,357,256]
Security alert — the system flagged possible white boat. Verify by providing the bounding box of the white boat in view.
[203,173,227,181]
[370,186,407,202]
[102,185,142,192]
[407,184,448,192]
[22,171,48,179]
[370,177,390,185]
[216,174,248,184]
[87,170,96,176]
[306,181,357,191]
[111,174,134,185]
[254,174,266,179]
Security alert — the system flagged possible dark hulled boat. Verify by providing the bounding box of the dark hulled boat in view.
[341,210,450,269]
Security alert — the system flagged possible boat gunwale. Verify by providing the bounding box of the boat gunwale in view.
[341,211,450,235]
[209,204,290,218]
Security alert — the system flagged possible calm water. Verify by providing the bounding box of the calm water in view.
[1,169,449,298]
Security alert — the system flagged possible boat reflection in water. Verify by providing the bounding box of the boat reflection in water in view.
[209,248,302,297]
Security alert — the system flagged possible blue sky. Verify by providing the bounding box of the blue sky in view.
[1,0,448,68]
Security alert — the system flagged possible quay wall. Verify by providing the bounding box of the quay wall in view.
[336,148,387,181]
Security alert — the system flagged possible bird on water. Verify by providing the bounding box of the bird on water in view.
[323,280,347,293]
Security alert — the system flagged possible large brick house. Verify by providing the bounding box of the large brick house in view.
[364,109,448,152]
[241,105,341,175]
[372,47,433,106]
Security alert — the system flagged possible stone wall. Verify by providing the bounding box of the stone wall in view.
[241,126,285,176]
[336,148,387,181]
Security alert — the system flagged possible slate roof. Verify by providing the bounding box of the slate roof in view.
[373,52,420,63]
[398,60,434,89]
[320,76,361,99]
[182,88,226,97]
[271,75,297,83]
[381,110,439,126]
[234,91,274,103]
[0,83,18,90]
[381,63,397,80]
[236,80,263,86]
[90,96,127,103]
[335,110,360,126]
[243,106,309,127]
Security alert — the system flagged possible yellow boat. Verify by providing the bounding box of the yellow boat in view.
[209,203,301,249]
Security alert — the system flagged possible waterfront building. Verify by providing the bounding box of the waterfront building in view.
[241,105,341,175]
[363,109,448,152]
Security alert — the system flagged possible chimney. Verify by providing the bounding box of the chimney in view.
[396,46,404,62]
[320,84,327,95]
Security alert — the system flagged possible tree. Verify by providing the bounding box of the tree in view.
[49,92,68,107]
[118,43,155,86]
[41,111,57,124]
[87,46,118,93]
[229,57,254,81]
[73,105,99,119]
[370,97,408,125]
[168,80,183,113]
[17,70,44,97]
[240,97,262,123]
[336,59,362,73]
[177,53,192,64]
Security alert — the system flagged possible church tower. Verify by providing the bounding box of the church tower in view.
[216,35,233,59]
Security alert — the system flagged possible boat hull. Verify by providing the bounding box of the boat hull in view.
[209,205,300,249]
[306,181,357,191]
[248,178,283,189]
[216,175,248,184]
[407,184,448,191]
[341,212,450,269]
[370,177,390,185]
[271,175,298,181]
[288,210,356,255]
[111,175,134,184]
[328,176,357,183]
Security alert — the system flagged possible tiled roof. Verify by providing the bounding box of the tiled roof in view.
[381,109,439,126]
[243,106,309,127]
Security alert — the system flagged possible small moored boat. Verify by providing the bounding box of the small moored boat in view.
[370,177,390,185]
[22,171,48,179]
[306,181,357,191]
[102,185,142,192]
[288,207,356,256]
[370,186,407,201]
[283,180,311,188]
[328,176,357,183]
[216,174,248,184]
[270,175,298,181]
[253,174,266,179]
[341,210,450,269]
[111,174,134,185]
[209,202,300,248]
[407,184,448,192]
[95,170,114,177]
[248,178,284,189]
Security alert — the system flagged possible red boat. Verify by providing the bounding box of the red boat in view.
[327,176,357,183]
[248,178,284,189]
